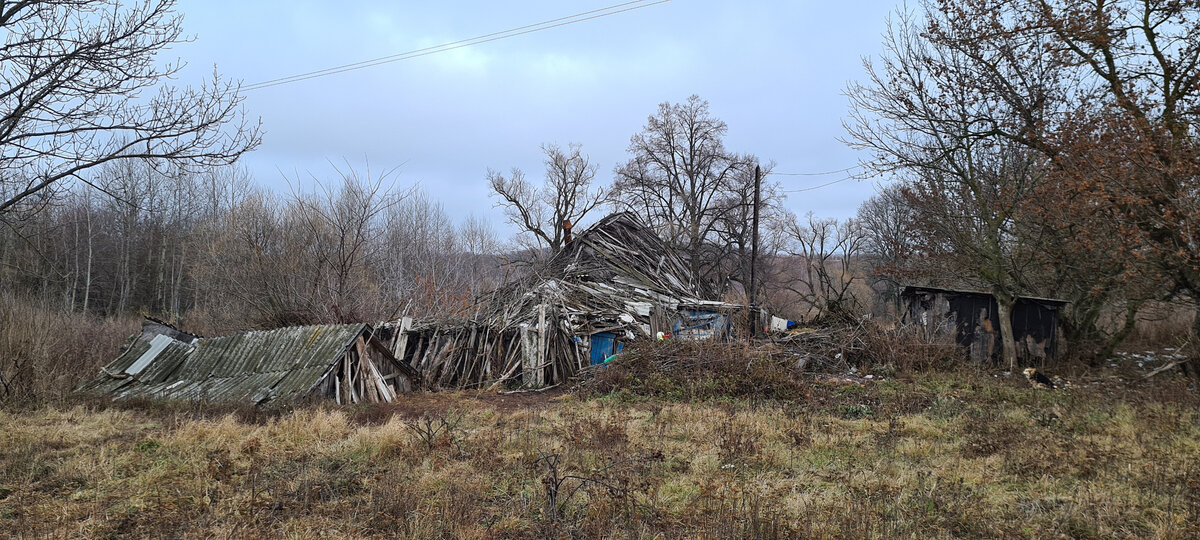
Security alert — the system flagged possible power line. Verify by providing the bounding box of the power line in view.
[247,0,653,89]
[243,0,670,92]
[768,165,861,176]
[781,176,856,193]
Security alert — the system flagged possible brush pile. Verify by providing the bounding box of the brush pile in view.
[575,339,813,400]
[575,319,965,400]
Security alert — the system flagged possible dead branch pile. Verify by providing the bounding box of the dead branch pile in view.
[847,322,962,373]
[575,321,964,400]
[769,320,961,374]
[770,327,863,373]
[574,339,812,400]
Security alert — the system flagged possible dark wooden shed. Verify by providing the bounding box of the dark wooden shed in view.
[901,286,1067,366]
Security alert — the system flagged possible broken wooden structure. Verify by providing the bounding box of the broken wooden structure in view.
[78,319,417,405]
[384,212,753,389]
[901,286,1066,365]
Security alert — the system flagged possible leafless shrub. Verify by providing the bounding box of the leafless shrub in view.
[488,142,609,259]
[781,212,867,323]
[716,414,762,466]
[852,321,961,374]
[534,450,663,534]
[404,412,464,453]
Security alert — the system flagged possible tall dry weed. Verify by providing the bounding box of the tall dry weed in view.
[0,293,137,405]
[853,321,961,374]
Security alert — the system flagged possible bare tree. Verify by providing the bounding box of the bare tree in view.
[488,143,607,257]
[845,7,1053,369]
[613,95,757,290]
[856,183,918,316]
[380,189,471,317]
[783,213,866,323]
[846,0,1200,366]
[0,0,261,216]
[289,165,409,323]
[457,214,500,297]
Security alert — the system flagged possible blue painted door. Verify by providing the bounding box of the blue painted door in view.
[590,332,617,365]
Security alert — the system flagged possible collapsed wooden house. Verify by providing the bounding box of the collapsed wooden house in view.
[78,318,417,405]
[901,286,1066,365]
[386,212,751,389]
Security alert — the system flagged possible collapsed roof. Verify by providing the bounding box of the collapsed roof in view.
[479,211,719,331]
[79,320,417,405]
[79,213,749,401]
[394,212,748,389]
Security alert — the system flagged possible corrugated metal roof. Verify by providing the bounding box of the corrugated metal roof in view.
[79,323,375,404]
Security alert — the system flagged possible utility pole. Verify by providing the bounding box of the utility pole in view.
[748,164,761,340]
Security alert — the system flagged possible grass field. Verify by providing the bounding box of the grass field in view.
[2,362,1199,539]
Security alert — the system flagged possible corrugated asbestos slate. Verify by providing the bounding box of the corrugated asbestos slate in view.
[79,323,370,404]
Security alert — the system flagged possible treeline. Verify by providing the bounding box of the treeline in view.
[0,94,827,337]
[0,160,501,334]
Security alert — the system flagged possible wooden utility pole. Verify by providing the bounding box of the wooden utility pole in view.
[748,165,761,339]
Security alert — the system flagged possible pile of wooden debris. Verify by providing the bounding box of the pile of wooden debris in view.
[386,213,754,389]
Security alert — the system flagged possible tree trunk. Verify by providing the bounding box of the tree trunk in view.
[996,296,1018,371]
[171,242,186,316]
[1188,303,1200,381]
[82,202,93,314]
[156,235,167,314]
[1096,300,1141,361]
[70,207,79,310]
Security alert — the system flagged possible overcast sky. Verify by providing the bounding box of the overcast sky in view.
[171,0,902,235]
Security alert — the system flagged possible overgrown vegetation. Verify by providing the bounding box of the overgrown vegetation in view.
[3,301,1197,537]
[0,293,137,404]
[3,367,1198,538]
[577,340,812,401]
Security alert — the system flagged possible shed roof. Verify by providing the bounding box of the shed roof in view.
[901,285,1068,306]
[79,322,411,404]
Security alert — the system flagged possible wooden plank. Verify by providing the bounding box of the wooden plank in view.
[368,358,395,402]
[520,325,535,388]
[536,302,547,388]
[358,338,377,403]
[343,352,353,403]
[396,316,412,363]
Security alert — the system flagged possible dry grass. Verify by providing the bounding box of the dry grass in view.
[2,369,1198,539]
[1126,302,1195,349]
[0,293,138,406]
